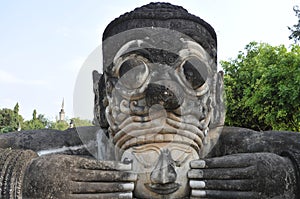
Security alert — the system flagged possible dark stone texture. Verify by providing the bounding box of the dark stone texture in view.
[0,127,98,155]
[210,126,300,157]
[203,126,300,198]
[0,149,37,199]
[22,155,136,199]
[189,152,297,198]
[145,83,183,110]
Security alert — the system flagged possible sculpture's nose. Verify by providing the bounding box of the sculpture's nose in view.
[150,149,177,184]
[145,81,183,110]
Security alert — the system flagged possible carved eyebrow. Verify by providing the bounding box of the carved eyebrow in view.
[132,145,161,154]
[114,40,146,62]
[115,47,180,65]
[169,145,193,153]
[119,49,151,60]
[132,144,194,153]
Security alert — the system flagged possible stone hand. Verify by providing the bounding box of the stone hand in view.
[23,155,137,199]
[188,153,297,199]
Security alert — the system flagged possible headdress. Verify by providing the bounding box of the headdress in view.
[103,2,217,63]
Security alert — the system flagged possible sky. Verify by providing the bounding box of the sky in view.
[0,0,299,121]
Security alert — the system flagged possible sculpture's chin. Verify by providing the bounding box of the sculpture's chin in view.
[144,183,181,195]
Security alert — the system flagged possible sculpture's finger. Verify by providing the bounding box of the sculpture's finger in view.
[190,179,255,191]
[72,169,137,182]
[190,160,206,168]
[69,192,133,199]
[191,190,259,199]
[70,181,134,193]
[188,166,255,179]
[191,154,255,169]
[78,159,132,171]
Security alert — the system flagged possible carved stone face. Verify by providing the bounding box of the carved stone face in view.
[122,143,199,198]
[101,27,224,198]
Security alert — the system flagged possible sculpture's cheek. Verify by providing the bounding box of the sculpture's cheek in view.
[122,148,159,198]
[170,149,200,198]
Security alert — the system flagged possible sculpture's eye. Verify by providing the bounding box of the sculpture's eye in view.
[119,59,142,77]
[180,57,208,89]
[118,57,149,89]
[131,149,159,168]
[170,149,191,167]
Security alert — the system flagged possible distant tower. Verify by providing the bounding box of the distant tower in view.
[59,98,65,121]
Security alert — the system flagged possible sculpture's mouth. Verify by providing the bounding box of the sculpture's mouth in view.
[144,183,181,195]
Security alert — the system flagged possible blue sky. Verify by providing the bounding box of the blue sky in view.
[0,0,299,120]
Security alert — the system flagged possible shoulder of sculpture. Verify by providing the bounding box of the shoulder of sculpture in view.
[210,126,300,157]
[0,126,102,152]
[222,126,258,134]
[221,126,300,137]
[218,126,259,140]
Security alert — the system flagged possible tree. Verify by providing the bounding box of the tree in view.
[0,103,24,133]
[50,120,69,131]
[221,42,300,131]
[37,114,52,128]
[289,5,300,43]
[0,104,94,132]
[14,103,19,114]
[49,117,93,131]
[22,110,50,130]
[70,117,93,127]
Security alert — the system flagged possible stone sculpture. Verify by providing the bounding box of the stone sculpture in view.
[0,2,300,199]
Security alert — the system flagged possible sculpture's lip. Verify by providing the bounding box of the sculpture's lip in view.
[144,183,181,195]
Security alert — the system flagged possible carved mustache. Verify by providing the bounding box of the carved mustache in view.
[115,98,211,128]
[112,114,204,152]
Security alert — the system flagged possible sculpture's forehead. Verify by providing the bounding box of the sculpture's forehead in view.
[102,27,215,73]
[113,38,210,63]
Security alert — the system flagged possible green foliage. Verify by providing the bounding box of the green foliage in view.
[0,104,94,133]
[222,42,300,131]
[70,117,93,127]
[0,103,23,133]
[22,110,51,130]
[289,6,300,44]
[50,118,92,131]
[50,120,69,131]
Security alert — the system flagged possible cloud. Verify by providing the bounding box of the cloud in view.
[0,69,47,86]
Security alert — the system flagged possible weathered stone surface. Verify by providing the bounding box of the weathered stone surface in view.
[189,152,297,198]
[0,127,98,156]
[0,2,300,199]
[209,126,300,157]
[100,3,225,198]
[0,149,37,199]
[22,155,137,199]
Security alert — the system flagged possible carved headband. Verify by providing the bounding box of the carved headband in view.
[102,2,217,64]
